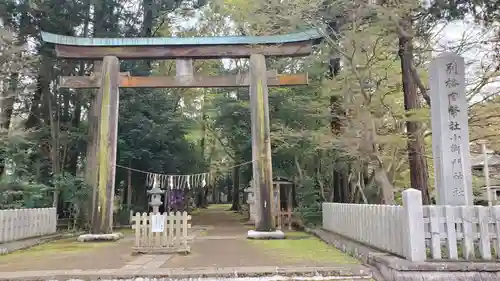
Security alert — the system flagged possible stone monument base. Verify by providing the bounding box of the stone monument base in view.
[77,232,124,242]
[247,229,285,239]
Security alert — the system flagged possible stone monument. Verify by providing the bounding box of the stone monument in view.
[430,52,473,205]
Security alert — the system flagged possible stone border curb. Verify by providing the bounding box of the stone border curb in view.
[0,266,372,281]
[303,228,384,281]
[307,227,500,281]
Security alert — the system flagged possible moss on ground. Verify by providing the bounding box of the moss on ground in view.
[248,231,361,265]
[206,204,248,221]
[114,227,134,235]
[0,237,121,260]
[208,204,232,210]
[190,208,201,215]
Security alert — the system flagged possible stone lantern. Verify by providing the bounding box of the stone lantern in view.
[148,176,163,214]
[244,179,260,224]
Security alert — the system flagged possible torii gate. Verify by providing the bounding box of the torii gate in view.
[41,29,322,238]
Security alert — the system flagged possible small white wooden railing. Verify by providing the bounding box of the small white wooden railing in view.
[322,202,406,258]
[422,205,500,260]
[0,208,57,243]
[323,189,500,262]
[131,211,191,254]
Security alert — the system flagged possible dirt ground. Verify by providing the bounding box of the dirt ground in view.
[0,204,364,273]
[166,205,276,268]
[165,205,363,268]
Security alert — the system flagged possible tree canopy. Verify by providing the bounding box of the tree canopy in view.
[1,0,500,227]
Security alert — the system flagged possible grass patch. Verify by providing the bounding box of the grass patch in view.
[0,237,116,260]
[114,227,134,235]
[190,208,201,215]
[208,204,232,210]
[248,231,361,265]
[227,211,246,219]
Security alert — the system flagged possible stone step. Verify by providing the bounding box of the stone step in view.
[0,266,372,281]
[0,275,372,281]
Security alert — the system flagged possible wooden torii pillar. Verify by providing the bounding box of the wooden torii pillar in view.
[248,54,275,235]
[42,30,322,236]
[91,56,120,234]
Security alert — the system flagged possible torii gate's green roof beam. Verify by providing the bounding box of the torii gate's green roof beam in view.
[41,29,322,46]
[40,29,324,59]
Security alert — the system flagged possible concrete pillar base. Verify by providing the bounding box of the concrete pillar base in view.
[246,229,285,239]
[77,232,124,242]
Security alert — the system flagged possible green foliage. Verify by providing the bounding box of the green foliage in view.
[0,179,52,209]
[295,176,323,226]
[427,0,500,24]
[3,0,499,231]
[54,174,91,225]
[0,0,210,222]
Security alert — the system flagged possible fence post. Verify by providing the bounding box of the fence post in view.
[51,208,58,233]
[0,210,4,243]
[402,188,426,262]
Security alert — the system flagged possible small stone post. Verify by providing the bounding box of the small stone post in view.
[148,176,163,214]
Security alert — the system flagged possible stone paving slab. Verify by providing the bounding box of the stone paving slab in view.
[0,265,372,281]
[165,237,282,268]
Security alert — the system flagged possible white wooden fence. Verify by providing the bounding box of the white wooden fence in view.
[0,208,57,243]
[131,211,191,254]
[323,189,500,262]
[422,204,500,260]
[322,201,406,258]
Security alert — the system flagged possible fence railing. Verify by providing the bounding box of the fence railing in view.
[322,189,500,262]
[0,208,57,243]
[423,204,500,260]
[131,211,191,254]
[322,201,406,258]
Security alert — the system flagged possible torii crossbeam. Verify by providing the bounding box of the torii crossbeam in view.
[41,29,322,237]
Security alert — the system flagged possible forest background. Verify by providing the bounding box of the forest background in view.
[1,0,500,227]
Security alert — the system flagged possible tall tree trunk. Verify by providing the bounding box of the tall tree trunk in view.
[0,73,17,177]
[197,111,207,207]
[68,0,90,175]
[325,19,352,204]
[126,158,132,209]
[231,165,241,210]
[142,0,153,73]
[88,0,119,233]
[0,18,28,178]
[41,57,61,208]
[1,75,16,131]
[207,137,217,205]
[399,18,431,205]
[25,83,42,129]
[227,176,233,203]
